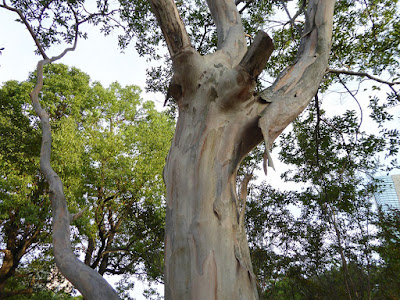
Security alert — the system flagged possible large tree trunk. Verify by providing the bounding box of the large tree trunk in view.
[150,0,335,298]
[163,57,264,298]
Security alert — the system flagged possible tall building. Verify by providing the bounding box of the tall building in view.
[374,174,400,213]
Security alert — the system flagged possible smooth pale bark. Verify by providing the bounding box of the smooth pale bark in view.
[150,0,335,298]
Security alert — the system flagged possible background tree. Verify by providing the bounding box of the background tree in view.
[0,64,174,298]
[245,96,399,299]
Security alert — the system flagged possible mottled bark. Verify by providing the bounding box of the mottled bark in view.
[150,0,335,298]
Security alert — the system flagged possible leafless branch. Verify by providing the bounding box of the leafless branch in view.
[238,0,255,14]
[337,75,363,133]
[327,68,400,86]
[280,0,306,35]
[206,0,246,60]
[149,0,192,58]
[70,206,89,223]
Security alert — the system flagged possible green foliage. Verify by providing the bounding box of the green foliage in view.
[373,209,400,298]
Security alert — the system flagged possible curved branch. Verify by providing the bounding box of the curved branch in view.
[0,1,48,59]
[327,68,400,86]
[337,75,363,133]
[258,0,335,174]
[31,58,120,300]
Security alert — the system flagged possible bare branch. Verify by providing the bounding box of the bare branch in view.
[327,68,400,86]
[70,206,89,223]
[149,0,192,58]
[337,75,363,132]
[238,0,255,14]
[280,0,306,35]
[206,0,246,62]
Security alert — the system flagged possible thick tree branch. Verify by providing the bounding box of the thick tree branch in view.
[327,68,400,86]
[239,31,274,79]
[206,0,246,62]
[258,0,335,174]
[149,0,192,58]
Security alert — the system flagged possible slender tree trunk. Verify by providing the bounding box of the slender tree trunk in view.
[31,58,120,300]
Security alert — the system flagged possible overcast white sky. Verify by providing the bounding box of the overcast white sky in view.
[0,8,167,108]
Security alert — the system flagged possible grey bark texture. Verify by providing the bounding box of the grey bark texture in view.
[150,0,335,299]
